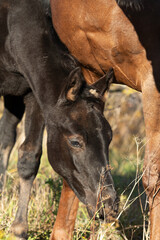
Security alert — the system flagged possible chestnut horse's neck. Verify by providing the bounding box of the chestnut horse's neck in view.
[50,0,154,91]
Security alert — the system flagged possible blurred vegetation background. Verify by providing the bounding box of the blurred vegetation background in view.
[0,85,149,240]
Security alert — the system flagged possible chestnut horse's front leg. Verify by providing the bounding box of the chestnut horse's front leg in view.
[50,179,79,240]
[142,77,160,240]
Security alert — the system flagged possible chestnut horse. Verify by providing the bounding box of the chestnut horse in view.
[0,0,118,239]
[50,0,160,239]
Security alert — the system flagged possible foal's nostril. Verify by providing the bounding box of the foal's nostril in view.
[99,213,105,220]
[114,197,119,213]
[101,196,119,221]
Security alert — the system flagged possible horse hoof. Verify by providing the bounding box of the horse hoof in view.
[10,222,28,240]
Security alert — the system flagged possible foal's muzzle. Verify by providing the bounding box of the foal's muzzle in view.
[87,193,119,223]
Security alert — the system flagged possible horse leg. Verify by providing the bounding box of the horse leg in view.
[50,179,79,240]
[0,95,24,192]
[11,93,44,240]
[142,78,160,240]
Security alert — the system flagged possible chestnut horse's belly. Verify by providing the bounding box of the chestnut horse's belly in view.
[51,0,153,91]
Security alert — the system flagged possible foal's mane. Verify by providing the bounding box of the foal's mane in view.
[116,0,143,10]
[40,0,78,72]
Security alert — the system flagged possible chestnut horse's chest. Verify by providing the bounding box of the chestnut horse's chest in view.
[51,0,154,91]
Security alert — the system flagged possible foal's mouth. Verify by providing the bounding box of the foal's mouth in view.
[86,196,119,223]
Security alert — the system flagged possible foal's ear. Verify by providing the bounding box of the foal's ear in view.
[90,68,114,96]
[66,67,84,101]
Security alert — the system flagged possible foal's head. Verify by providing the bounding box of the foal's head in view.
[47,68,118,221]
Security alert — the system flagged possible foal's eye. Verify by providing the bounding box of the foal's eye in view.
[66,135,84,149]
[69,139,82,148]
